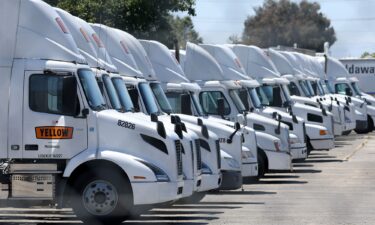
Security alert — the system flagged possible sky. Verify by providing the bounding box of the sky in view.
[180,0,375,58]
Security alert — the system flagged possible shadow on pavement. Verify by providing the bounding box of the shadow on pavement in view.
[256,180,308,184]
[263,175,300,179]
[209,190,276,196]
[293,169,322,174]
[305,159,343,163]
[292,164,314,167]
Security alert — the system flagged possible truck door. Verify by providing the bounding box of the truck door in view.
[21,71,88,159]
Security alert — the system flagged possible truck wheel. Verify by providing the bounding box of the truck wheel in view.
[367,116,374,133]
[257,149,267,178]
[177,192,206,204]
[70,168,132,225]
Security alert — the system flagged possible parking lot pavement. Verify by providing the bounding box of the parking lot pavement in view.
[0,132,374,225]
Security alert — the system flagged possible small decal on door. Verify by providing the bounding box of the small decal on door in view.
[35,126,74,139]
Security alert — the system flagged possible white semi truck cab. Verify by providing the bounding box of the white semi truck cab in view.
[268,49,351,136]
[181,43,293,175]
[140,40,259,181]
[322,56,373,133]
[89,25,227,192]
[56,9,199,203]
[325,56,375,133]
[0,0,186,224]
[202,44,307,161]
[231,45,335,153]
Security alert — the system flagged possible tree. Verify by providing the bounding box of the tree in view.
[361,52,375,58]
[169,16,203,48]
[46,0,197,47]
[241,0,336,52]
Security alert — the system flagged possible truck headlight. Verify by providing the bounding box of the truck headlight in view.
[201,162,213,175]
[274,140,281,152]
[137,160,170,182]
[224,157,241,169]
[242,150,254,159]
[289,136,299,145]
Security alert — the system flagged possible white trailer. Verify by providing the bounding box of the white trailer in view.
[340,58,375,95]
[0,1,185,224]
[181,43,292,175]
[230,45,335,152]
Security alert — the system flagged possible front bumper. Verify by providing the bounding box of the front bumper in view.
[291,146,307,160]
[219,170,242,190]
[241,162,258,178]
[310,137,335,150]
[264,150,292,171]
[181,179,194,198]
[197,173,221,192]
[132,180,184,205]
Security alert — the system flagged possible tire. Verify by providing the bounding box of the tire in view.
[354,128,369,134]
[70,167,133,225]
[257,150,267,179]
[367,116,374,133]
[306,137,313,156]
[177,192,206,204]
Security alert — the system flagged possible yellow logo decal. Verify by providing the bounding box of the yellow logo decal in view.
[35,126,73,139]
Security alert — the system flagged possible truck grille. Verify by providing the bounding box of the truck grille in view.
[302,122,307,142]
[194,139,202,170]
[215,140,221,170]
[175,140,183,176]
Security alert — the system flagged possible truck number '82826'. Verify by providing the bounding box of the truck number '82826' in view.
[118,120,135,130]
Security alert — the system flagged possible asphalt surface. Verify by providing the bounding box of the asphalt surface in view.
[0,132,374,225]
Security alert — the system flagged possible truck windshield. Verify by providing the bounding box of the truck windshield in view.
[256,85,284,107]
[102,75,123,111]
[316,81,326,95]
[229,89,246,113]
[150,82,173,114]
[112,77,135,112]
[306,81,316,96]
[138,82,160,115]
[281,84,292,102]
[248,88,262,109]
[351,82,362,96]
[325,80,335,94]
[298,80,311,97]
[320,81,330,95]
[191,93,205,116]
[78,69,107,111]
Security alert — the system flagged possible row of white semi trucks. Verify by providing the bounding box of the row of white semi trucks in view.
[1,0,374,224]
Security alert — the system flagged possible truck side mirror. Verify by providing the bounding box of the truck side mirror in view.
[62,76,79,116]
[180,94,192,115]
[272,112,278,119]
[217,98,226,118]
[345,87,353,96]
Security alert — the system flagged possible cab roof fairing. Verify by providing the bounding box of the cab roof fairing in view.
[0,0,85,66]
[90,24,142,78]
[229,45,282,82]
[199,44,250,81]
[55,8,117,73]
[114,31,157,81]
[140,40,189,84]
[267,48,295,76]
[183,42,225,82]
